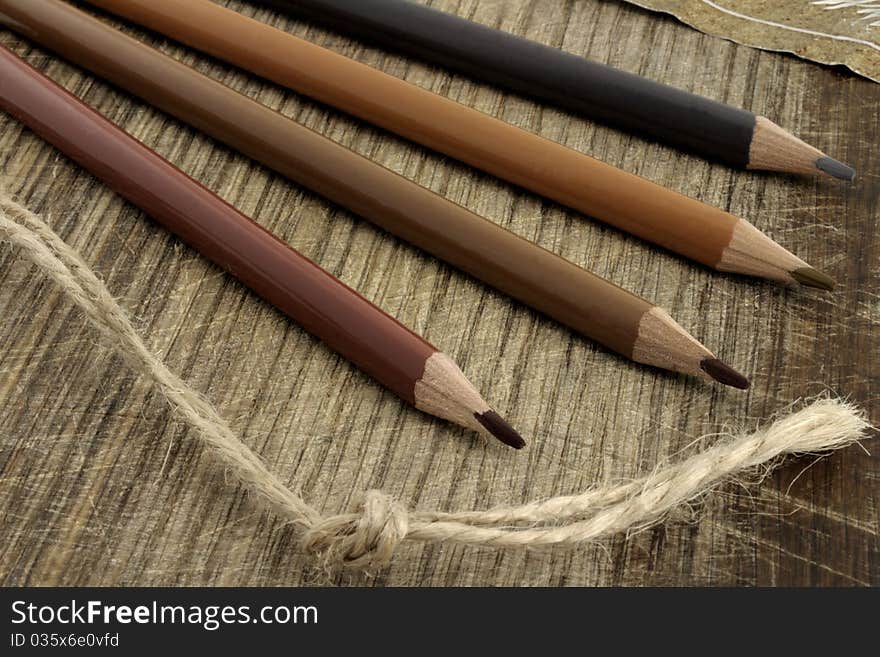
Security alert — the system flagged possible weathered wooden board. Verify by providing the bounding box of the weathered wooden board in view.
[0,0,876,586]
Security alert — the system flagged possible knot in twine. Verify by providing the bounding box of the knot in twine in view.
[1,193,873,572]
[302,491,409,569]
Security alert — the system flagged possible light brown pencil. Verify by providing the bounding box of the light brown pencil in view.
[82,0,833,290]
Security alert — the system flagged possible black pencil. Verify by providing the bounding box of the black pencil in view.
[257,0,855,181]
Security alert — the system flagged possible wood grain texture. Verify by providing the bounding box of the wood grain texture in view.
[0,0,877,586]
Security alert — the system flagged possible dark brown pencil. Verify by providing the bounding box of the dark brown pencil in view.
[0,42,525,448]
[0,0,749,388]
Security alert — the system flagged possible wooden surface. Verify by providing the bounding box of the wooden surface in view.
[0,0,877,586]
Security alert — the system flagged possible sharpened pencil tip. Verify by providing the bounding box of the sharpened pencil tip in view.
[700,358,750,390]
[791,267,836,291]
[475,410,525,449]
[816,156,855,182]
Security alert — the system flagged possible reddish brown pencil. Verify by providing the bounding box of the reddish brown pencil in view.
[0,43,524,448]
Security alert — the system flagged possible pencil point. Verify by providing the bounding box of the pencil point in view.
[700,358,750,390]
[415,353,525,448]
[815,156,855,182]
[791,267,836,291]
[750,118,855,180]
[475,410,526,449]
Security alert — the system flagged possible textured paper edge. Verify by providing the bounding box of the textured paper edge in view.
[623,0,880,83]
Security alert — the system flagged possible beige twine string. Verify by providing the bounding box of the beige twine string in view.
[0,192,873,571]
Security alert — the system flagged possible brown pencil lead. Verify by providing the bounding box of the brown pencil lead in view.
[475,410,526,449]
[414,353,525,449]
[790,267,836,292]
[815,156,856,182]
[700,358,750,390]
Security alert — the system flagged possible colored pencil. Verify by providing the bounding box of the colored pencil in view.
[255,0,854,180]
[81,0,833,290]
[0,42,525,448]
[0,0,749,388]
